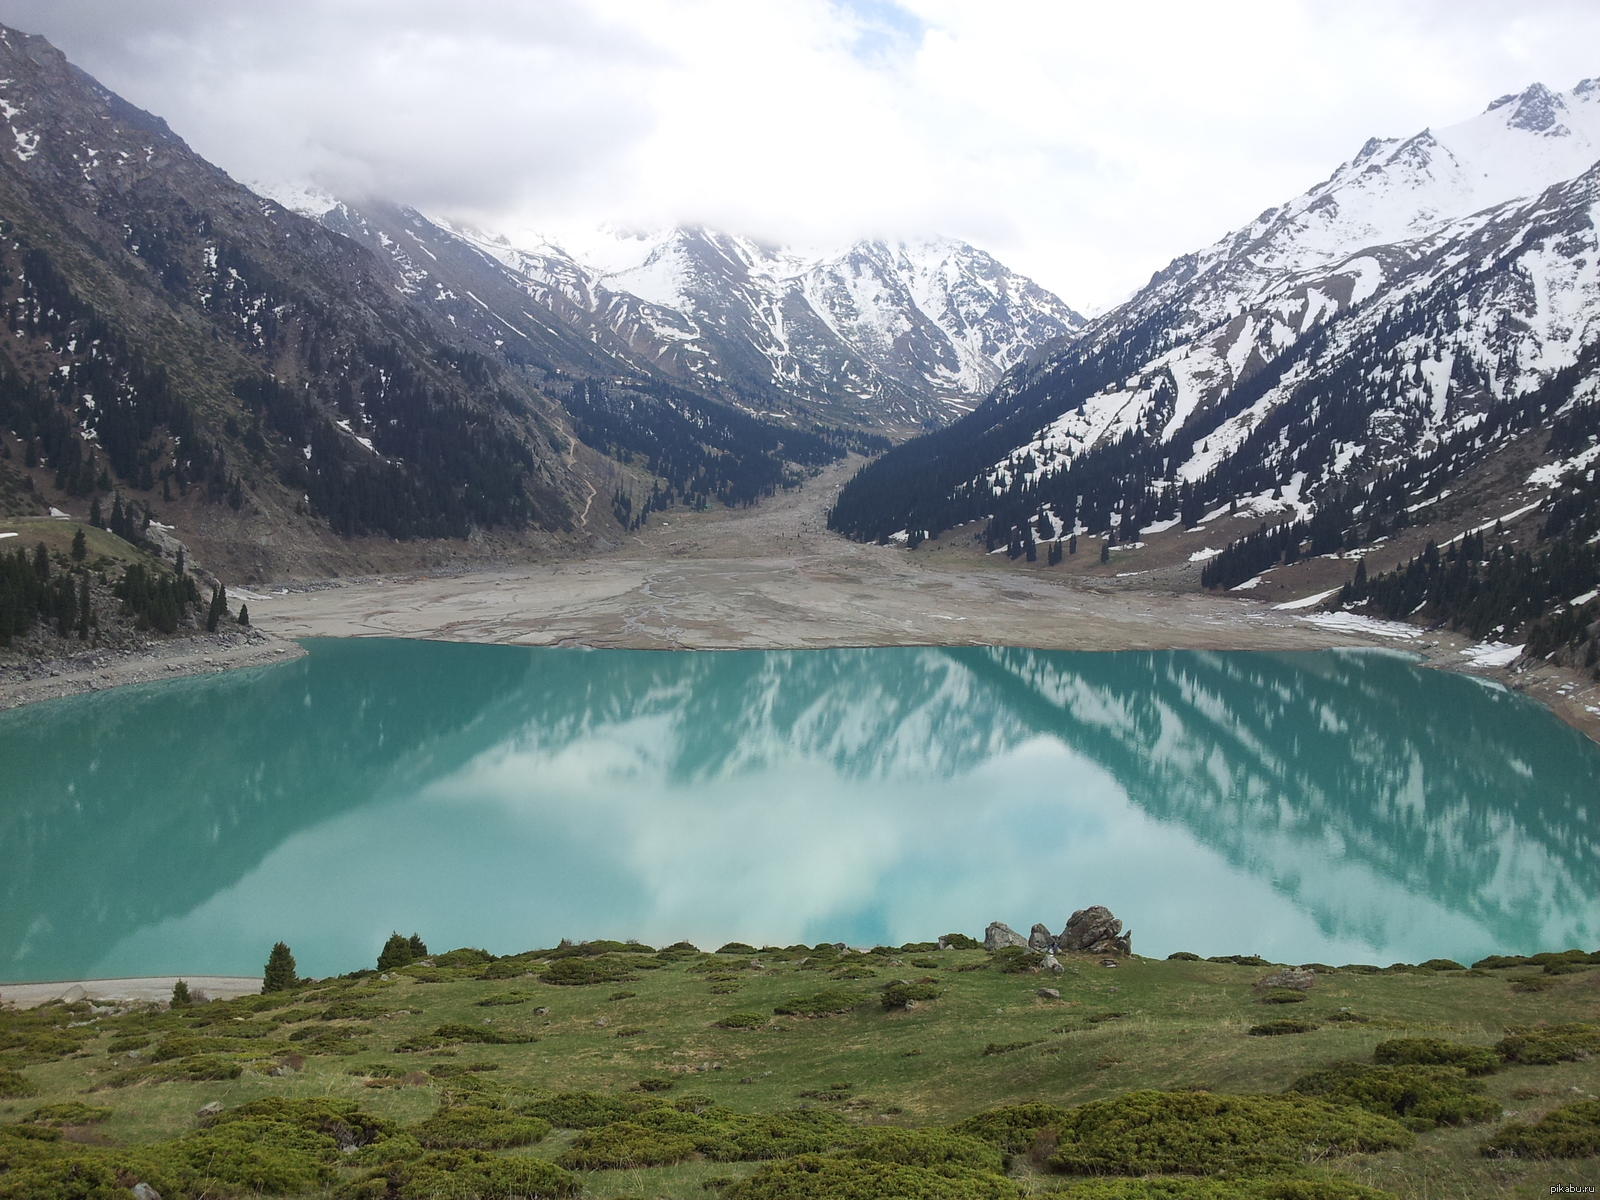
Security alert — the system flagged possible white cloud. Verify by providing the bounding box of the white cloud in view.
[5,0,1599,308]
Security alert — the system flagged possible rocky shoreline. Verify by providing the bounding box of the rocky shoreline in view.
[0,626,306,712]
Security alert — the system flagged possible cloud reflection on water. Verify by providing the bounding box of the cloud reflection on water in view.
[82,644,1600,979]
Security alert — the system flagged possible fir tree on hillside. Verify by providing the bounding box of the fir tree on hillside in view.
[170,979,191,1008]
[377,932,414,971]
[408,933,428,958]
[262,942,298,993]
[70,528,85,562]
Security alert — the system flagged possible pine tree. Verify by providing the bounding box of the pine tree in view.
[89,496,102,527]
[377,932,414,971]
[175,548,185,578]
[109,495,126,540]
[263,942,298,992]
[71,528,86,562]
[1100,542,1110,564]
[171,979,191,1007]
[236,603,249,626]
[206,583,228,632]
[32,542,48,581]
[408,933,428,959]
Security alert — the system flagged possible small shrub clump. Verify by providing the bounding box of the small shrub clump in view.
[716,1012,769,1030]
[841,1127,1003,1173]
[989,947,1044,974]
[1372,1038,1499,1075]
[720,1154,1019,1200]
[24,1102,112,1126]
[1248,1020,1319,1036]
[540,956,639,986]
[773,991,865,1017]
[882,981,943,1010]
[338,1148,581,1199]
[0,1069,37,1098]
[1482,1099,1600,1159]
[557,1120,700,1169]
[1040,1178,1396,1199]
[1495,1023,1600,1065]
[1257,989,1307,1005]
[411,1104,550,1149]
[524,1092,651,1129]
[1287,1063,1499,1130]
[1042,1090,1410,1176]
[952,1102,1072,1156]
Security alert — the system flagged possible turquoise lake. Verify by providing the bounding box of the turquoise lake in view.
[2,640,1597,983]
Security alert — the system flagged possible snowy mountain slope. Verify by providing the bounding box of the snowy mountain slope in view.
[263,194,1083,432]
[829,76,1600,544]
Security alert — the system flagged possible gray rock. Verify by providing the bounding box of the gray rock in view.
[1028,923,1054,952]
[1040,953,1064,973]
[1058,906,1132,956]
[195,1101,224,1119]
[1255,967,1316,992]
[984,921,1030,952]
[132,1185,162,1200]
[1036,987,1061,1000]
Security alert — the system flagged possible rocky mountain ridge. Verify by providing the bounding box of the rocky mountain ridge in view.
[829,76,1600,558]
[258,187,1084,433]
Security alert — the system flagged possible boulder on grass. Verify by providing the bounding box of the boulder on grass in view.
[1058,906,1132,956]
[984,922,1030,952]
[1256,967,1316,992]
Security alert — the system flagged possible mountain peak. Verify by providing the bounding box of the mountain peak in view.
[1502,81,1566,133]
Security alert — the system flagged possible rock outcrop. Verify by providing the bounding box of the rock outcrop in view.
[1058,906,1132,956]
[984,921,1030,952]
[1255,967,1316,992]
[1028,923,1055,952]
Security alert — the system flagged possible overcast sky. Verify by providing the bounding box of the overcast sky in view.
[3,0,1598,309]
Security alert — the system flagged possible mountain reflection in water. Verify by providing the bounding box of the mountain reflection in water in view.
[0,641,1594,982]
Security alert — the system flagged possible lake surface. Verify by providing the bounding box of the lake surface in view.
[1,640,1597,983]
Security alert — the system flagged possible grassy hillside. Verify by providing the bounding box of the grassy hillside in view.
[2,941,1598,1198]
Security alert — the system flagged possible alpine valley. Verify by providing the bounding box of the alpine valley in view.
[0,22,1078,582]
[832,75,1600,671]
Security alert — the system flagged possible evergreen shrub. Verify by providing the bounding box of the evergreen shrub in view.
[1043,1090,1410,1176]
[540,956,638,986]
[1482,1099,1600,1159]
[882,981,943,1010]
[952,1102,1072,1156]
[1287,1063,1499,1129]
[523,1092,649,1129]
[337,1148,580,1199]
[1371,1038,1499,1075]
[1495,1023,1600,1065]
[773,991,865,1017]
[720,1154,1019,1199]
[0,1069,36,1098]
[412,1104,550,1149]
[716,1012,769,1030]
[556,1120,699,1168]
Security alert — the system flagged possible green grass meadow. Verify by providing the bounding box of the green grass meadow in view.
[2,942,1598,1198]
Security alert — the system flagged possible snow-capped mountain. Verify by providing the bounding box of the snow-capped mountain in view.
[829,76,1600,542]
[259,192,1083,431]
